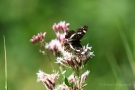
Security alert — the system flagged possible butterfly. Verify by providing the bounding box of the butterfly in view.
[64,25,88,53]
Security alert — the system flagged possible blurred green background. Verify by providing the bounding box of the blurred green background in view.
[1,0,135,90]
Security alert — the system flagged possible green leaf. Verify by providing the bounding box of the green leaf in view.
[64,77,73,87]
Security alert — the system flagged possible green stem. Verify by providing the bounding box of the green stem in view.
[76,69,81,90]
[41,42,54,71]
[45,51,54,70]
[3,36,8,90]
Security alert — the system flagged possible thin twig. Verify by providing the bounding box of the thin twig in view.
[41,43,54,71]
[45,51,54,70]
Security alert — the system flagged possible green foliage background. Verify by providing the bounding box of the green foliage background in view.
[0,0,135,90]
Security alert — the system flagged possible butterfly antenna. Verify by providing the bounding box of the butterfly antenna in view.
[81,37,88,41]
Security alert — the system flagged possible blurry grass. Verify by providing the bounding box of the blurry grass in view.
[107,53,129,90]
[134,31,135,60]
[118,19,135,76]
[3,36,8,90]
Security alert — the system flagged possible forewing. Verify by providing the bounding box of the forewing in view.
[76,25,88,40]
[65,30,76,39]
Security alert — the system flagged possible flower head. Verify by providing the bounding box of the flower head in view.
[54,83,71,90]
[37,70,59,90]
[81,70,90,83]
[45,39,62,56]
[30,21,95,90]
[67,72,90,89]
[52,21,70,32]
[56,44,94,70]
[56,50,76,68]
[30,32,46,44]
[56,32,67,44]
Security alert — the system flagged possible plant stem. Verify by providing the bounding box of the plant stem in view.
[3,36,8,90]
[41,43,54,70]
[45,51,54,70]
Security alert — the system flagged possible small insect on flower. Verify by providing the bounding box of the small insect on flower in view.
[64,25,88,53]
[30,21,94,90]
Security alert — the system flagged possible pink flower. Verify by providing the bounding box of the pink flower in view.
[78,44,94,64]
[54,83,71,90]
[68,74,77,84]
[45,39,62,56]
[81,44,92,55]
[30,32,46,44]
[81,70,90,83]
[62,50,73,61]
[67,72,90,89]
[56,44,94,70]
[56,32,67,44]
[37,70,46,82]
[52,21,70,32]
[56,51,74,67]
[56,53,75,67]
[36,70,59,90]
[29,22,95,90]
[86,51,94,60]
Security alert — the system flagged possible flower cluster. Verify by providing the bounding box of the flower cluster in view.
[52,21,70,32]
[56,44,94,70]
[30,32,46,44]
[45,39,62,56]
[30,21,94,90]
[37,70,59,90]
[45,21,69,57]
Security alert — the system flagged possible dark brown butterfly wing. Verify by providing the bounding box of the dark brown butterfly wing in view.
[64,25,88,53]
[65,25,88,41]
